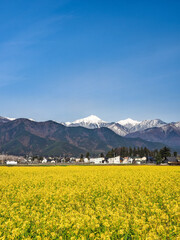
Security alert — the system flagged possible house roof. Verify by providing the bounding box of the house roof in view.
[166,157,178,162]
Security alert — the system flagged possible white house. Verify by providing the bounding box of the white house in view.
[134,157,147,164]
[108,156,121,164]
[84,158,89,163]
[6,161,17,165]
[42,158,47,163]
[90,157,104,164]
[122,157,133,164]
[70,157,76,162]
[0,155,26,164]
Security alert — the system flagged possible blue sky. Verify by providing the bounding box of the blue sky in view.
[0,0,180,122]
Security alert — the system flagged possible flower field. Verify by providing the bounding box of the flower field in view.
[0,166,179,239]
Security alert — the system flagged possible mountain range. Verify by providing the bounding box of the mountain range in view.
[126,122,180,151]
[0,115,179,156]
[0,116,168,156]
[63,115,167,136]
[63,115,180,151]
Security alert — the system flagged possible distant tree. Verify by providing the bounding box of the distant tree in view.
[100,153,104,158]
[80,154,84,162]
[144,147,150,158]
[105,146,172,160]
[125,147,128,157]
[106,149,114,158]
[160,147,171,161]
[156,153,162,165]
[86,152,90,159]
[120,147,126,158]
[153,149,159,158]
[137,147,140,156]
[129,147,133,157]
[112,148,116,156]
[133,147,137,157]
[140,147,144,157]
[173,152,177,157]
[114,148,120,156]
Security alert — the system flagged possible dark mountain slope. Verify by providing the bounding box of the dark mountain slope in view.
[0,118,164,156]
[0,117,11,125]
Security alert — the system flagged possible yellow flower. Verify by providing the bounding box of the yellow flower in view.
[0,166,179,239]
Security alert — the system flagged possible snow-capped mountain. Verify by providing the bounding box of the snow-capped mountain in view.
[63,115,130,135]
[0,114,179,150]
[62,115,168,136]
[109,119,166,135]
[117,118,166,133]
[63,115,107,129]
[126,121,180,147]
[106,122,129,136]
[0,116,35,125]
[130,119,167,133]
[174,122,180,128]
[0,116,15,124]
[0,118,166,156]
[5,117,16,121]
[118,118,141,129]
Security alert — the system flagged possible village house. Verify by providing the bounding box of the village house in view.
[134,157,147,164]
[84,158,89,163]
[122,157,133,164]
[90,157,104,164]
[164,157,178,164]
[146,157,156,164]
[0,154,26,165]
[42,158,47,163]
[108,156,121,164]
[75,158,81,163]
[6,161,17,165]
[70,157,76,163]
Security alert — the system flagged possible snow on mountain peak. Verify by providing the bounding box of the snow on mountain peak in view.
[5,117,16,121]
[62,115,170,135]
[118,118,141,126]
[129,119,167,133]
[63,115,107,129]
[73,115,106,124]
[28,118,35,121]
[141,119,165,124]
[64,121,71,126]
[174,121,180,128]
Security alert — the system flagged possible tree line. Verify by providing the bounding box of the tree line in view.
[105,146,177,161]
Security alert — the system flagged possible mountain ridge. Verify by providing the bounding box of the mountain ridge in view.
[62,115,168,136]
[126,121,180,148]
[1,115,179,153]
[0,118,165,156]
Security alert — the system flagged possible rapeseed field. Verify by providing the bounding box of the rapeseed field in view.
[0,166,179,239]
